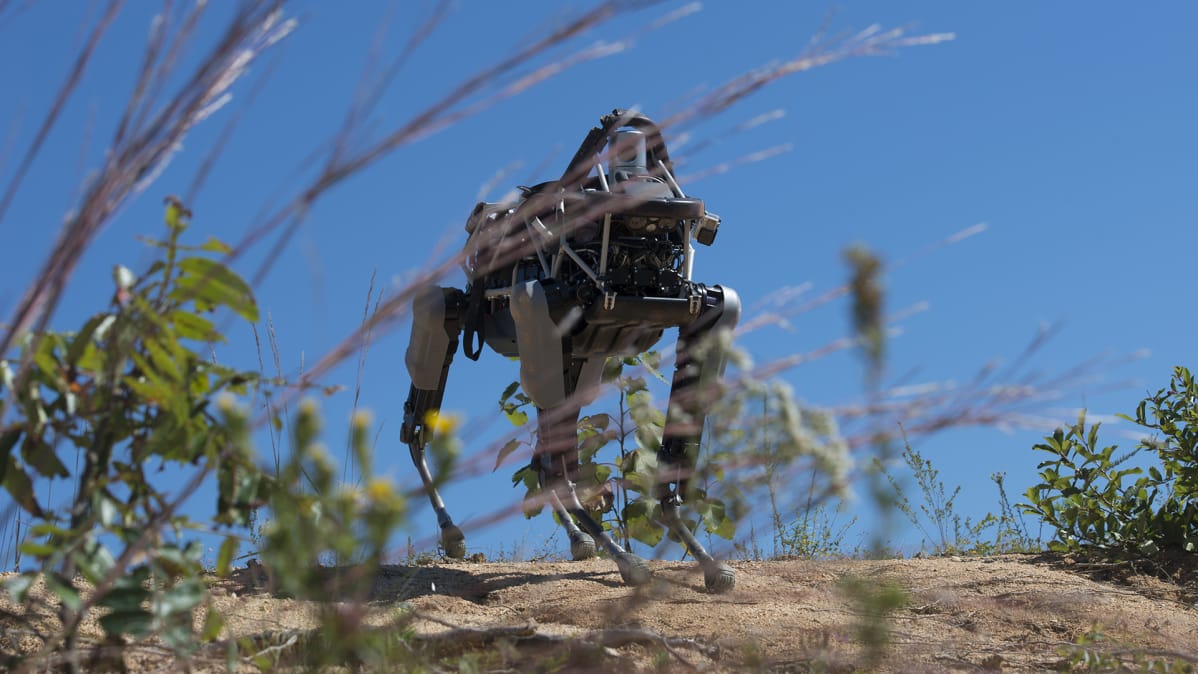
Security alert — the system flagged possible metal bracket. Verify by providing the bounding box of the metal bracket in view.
[688,293,701,315]
[604,292,617,310]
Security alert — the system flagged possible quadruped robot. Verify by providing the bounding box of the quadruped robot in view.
[400,109,741,592]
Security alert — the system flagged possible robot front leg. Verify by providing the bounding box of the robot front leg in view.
[401,287,468,558]
[534,404,595,561]
[657,285,741,593]
[535,403,651,587]
[509,279,649,585]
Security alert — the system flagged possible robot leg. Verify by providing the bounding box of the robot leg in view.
[657,285,741,592]
[511,281,649,584]
[401,286,468,558]
[536,402,650,585]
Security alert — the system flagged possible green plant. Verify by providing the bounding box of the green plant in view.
[878,438,998,555]
[1022,366,1198,555]
[988,471,1042,553]
[1,203,268,666]
[1058,626,1196,673]
[501,351,739,553]
[0,205,410,671]
[774,498,858,559]
[838,573,908,668]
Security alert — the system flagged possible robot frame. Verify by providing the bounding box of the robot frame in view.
[401,109,741,592]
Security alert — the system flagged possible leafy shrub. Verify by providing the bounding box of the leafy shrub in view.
[0,204,404,668]
[1022,366,1198,555]
[1,203,268,659]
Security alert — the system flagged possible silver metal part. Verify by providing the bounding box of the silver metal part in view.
[683,219,693,280]
[509,280,567,408]
[405,286,451,390]
[559,235,603,288]
[525,217,552,276]
[610,128,648,176]
[465,200,518,233]
[705,285,741,377]
[595,154,611,192]
[573,356,606,406]
[598,213,612,276]
[696,211,721,245]
[661,158,695,279]
[658,159,685,198]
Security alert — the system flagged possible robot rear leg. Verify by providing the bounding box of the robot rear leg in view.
[535,404,650,585]
[402,286,468,558]
[510,279,651,585]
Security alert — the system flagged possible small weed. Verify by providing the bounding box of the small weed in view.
[879,436,999,555]
[839,574,908,668]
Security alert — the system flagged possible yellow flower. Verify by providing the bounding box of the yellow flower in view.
[351,410,373,429]
[365,477,395,503]
[424,410,461,435]
[163,195,191,231]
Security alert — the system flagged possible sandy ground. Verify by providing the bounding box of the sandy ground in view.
[3,554,1197,672]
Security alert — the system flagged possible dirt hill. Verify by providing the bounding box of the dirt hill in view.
[3,554,1197,672]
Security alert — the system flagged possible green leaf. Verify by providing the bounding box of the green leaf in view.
[702,513,734,541]
[29,522,69,538]
[19,542,56,558]
[66,313,111,366]
[591,464,613,484]
[124,373,174,408]
[503,408,528,427]
[144,336,184,383]
[512,465,539,490]
[636,351,669,384]
[32,341,60,389]
[100,609,153,637]
[21,437,69,478]
[0,429,20,463]
[5,573,36,602]
[155,579,206,617]
[701,500,737,540]
[73,540,116,584]
[583,414,611,432]
[165,199,187,230]
[155,543,204,577]
[200,237,233,254]
[628,516,665,547]
[100,585,149,613]
[202,604,226,642]
[216,537,238,577]
[499,381,520,405]
[46,574,82,612]
[494,438,522,472]
[171,310,223,342]
[3,456,42,516]
[173,257,259,322]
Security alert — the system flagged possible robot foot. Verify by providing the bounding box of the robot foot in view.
[568,530,598,560]
[701,559,735,594]
[614,552,652,587]
[440,523,466,559]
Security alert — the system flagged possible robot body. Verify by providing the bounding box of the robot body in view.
[401,110,739,592]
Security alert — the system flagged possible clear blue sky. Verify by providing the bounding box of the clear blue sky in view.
[2,2,1195,561]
